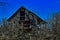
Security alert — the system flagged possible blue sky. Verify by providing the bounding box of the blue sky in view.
[0,0,60,21]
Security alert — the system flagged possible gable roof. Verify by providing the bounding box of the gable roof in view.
[7,6,46,23]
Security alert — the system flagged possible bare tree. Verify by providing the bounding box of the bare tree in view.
[47,12,60,40]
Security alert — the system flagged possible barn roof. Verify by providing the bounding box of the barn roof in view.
[7,6,46,24]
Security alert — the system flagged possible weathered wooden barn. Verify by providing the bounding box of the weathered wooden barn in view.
[0,6,51,40]
[7,6,46,32]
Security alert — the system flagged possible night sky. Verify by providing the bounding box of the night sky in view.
[0,0,60,21]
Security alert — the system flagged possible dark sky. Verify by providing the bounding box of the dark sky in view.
[0,0,60,21]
